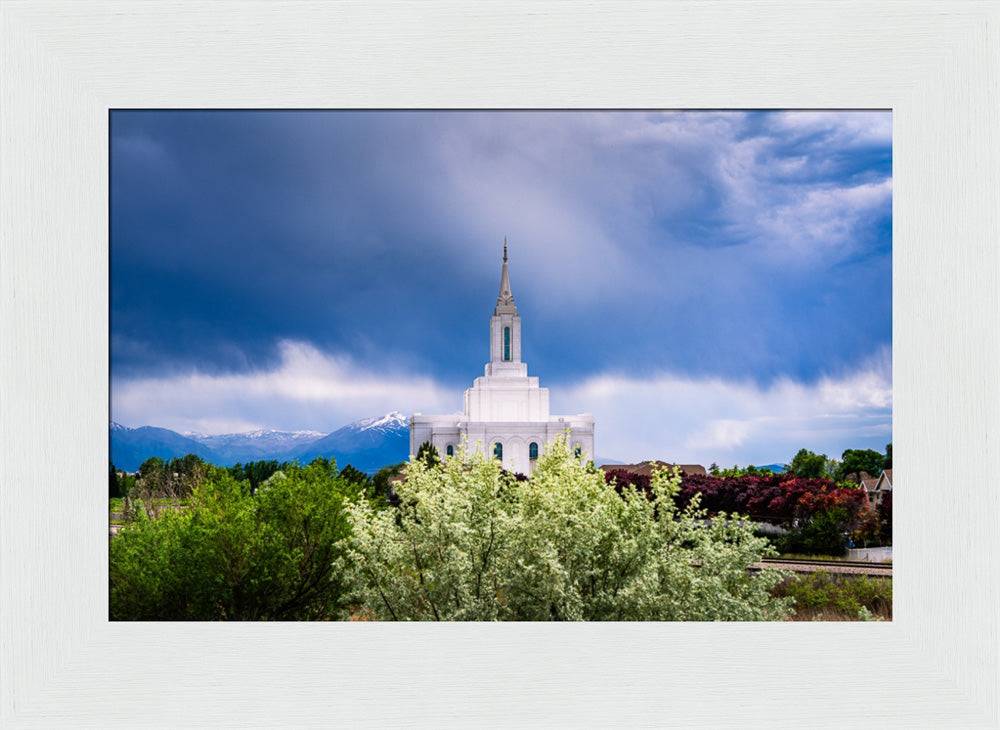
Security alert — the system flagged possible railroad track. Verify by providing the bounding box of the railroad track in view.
[753,557,892,577]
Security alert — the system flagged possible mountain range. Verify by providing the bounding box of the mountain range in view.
[110,412,412,473]
[110,412,716,475]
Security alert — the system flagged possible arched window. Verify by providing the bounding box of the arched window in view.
[493,442,503,460]
[529,442,539,459]
[574,443,582,458]
[446,444,454,457]
[503,326,511,361]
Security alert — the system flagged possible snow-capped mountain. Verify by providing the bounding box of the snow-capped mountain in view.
[110,413,411,473]
[343,411,408,434]
[288,412,410,472]
[184,428,325,463]
[110,422,220,471]
[110,414,633,474]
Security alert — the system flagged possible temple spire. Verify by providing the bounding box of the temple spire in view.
[496,238,515,312]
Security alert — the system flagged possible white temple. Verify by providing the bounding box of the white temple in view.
[410,241,595,475]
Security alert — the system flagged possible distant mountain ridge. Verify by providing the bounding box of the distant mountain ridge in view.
[110,424,221,471]
[109,413,766,476]
[182,428,325,463]
[110,412,411,473]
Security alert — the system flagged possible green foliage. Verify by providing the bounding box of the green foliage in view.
[109,463,135,499]
[773,571,891,620]
[110,460,354,620]
[416,441,441,468]
[835,449,885,483]
[776,508,849,556]
[134,453,211,499]
[715,464,776,477]
[341,437,792,621]
[883,442,892,470]
[371,462,406,504]
[228,459,285,495]
[139,456,165,476]
[338,463,369,488]
[787,448,829,479]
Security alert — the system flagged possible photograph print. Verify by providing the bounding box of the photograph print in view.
[109,110,892,621]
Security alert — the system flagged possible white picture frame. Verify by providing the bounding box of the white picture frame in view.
[2,2,997,726]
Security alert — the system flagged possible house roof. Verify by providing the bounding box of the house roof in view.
[860,476,878,492]
[600,461,707,477]
[875,469,892,491]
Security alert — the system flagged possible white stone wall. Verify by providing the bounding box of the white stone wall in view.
[412,415,594,476]
[464,375,549,422]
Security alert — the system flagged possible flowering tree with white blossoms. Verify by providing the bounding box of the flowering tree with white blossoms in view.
[340,436,791,621]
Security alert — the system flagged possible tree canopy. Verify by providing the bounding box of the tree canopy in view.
[341,437,791,621]
[835,449,885,483]
[787,448,829,479]
[110,458,356,620]
[415,440,440,468]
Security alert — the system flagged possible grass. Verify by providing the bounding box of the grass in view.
[772,570,892,621]
[776,553,850,562]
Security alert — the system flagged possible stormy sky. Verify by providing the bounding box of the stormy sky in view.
[111,110,892,466]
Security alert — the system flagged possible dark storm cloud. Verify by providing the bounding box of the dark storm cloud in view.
[111,111,490,382]
[111,110,891,456]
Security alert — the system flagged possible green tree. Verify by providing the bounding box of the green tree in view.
[230,459,286,495]
[883,443,892,470]
[778,508,850,557]
[835,449,885,484]
[110,460,355,620]
[415,440,440,468]
[338,463,369,488]
[787,448,828,479]
[341,437,791,621]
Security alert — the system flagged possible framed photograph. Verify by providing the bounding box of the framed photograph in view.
[2,2,997,726]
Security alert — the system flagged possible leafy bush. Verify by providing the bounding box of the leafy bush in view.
[773,570,892,620]
[607,469,870,527]
[228,459,286,495]
[342,437,792,621]
[878,491,892,544]
[110,458,357,620]
[776,508,850,557]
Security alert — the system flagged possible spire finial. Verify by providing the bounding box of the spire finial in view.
[496,236,515,312]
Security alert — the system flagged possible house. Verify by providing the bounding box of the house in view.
[600,461,707,479]
[869,468,892,508]
[859,473,878,500]
[859,468,892,508]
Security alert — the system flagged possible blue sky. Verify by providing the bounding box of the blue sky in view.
[111,110,891,466]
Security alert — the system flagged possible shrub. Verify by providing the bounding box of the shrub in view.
[776,508,850,557]
[110,458,356,620]
[773,571,892,620]
[342,437,792,621]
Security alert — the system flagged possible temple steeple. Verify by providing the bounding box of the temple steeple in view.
[487,239,522,373]
[495,237,516,314]
[408,235,594,476]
